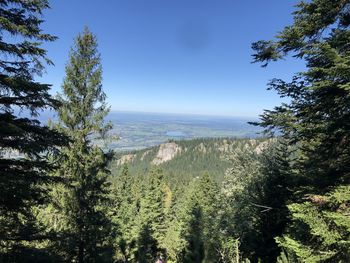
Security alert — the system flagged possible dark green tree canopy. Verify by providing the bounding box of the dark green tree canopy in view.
[52,27,113,263]
[252,0,350,261]
[252,0,350,188]
[0,1,66,259]
[57,27,111,141]
[252,0,350,65]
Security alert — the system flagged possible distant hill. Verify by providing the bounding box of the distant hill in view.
[109,137,269,184]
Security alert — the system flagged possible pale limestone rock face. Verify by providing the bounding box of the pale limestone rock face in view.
[117,154,136,165]
[140,150,152,161]
[152,142,181,165]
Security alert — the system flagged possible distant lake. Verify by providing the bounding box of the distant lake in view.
[105,111,262,151]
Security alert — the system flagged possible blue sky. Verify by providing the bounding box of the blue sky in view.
[39,0,304,117]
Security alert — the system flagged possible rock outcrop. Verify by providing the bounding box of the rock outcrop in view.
[117,154,136,165]
[152,142,181,165]
[140,150,152,161]
[195,142,207,154]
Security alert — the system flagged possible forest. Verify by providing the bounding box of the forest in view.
[0,0,349,262]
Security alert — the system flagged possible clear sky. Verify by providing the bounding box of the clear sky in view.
[39,0,305,117]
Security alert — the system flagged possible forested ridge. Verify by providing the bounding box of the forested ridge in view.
[0,0,349,262]
[110,138,269,184]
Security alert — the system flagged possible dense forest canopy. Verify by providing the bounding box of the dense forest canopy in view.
[0,0,349,262]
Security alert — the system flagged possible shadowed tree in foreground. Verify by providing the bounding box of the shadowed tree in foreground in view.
[252,0,350,261]
[0,0,67,261]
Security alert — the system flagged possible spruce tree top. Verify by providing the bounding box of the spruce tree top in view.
[57,27,111,142]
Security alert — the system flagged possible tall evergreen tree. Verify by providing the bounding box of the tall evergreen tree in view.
[195,173,220,262]
[253,141,294,262]
[182,202,205,263]
[135,223,158,263]
[220,140,296,262]
[111,164,139,262]
[179,185,205,263]
[134,168,167,261]
[252,0,350,261]
[0,0,66,261]
[54,27,113,263]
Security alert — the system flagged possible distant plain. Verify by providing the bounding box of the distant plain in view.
[105,111,262,151]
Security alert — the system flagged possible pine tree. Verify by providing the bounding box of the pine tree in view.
[135,223,158,263]
[220,140,296,262]
[178,185,205,263]
[252,0,350,261]
[134,168,167,261]
[53,27,113,263]
[0,1,66,260]
[221,146,264,257]
[111,164,139,261]
[252,140,295,262]
[195,173,220,262]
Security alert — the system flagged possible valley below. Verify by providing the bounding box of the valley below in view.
[104,111,262,151]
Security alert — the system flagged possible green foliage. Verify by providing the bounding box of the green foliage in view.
[195,173,221,262]
[0,0,67,261]
[217,241,251,263]
[3,1,349,262]
[220,139,295,262]
[135,223,158,263]
[140,169,168,243]
[276,250,296,263]
[111,164,138,261]
[110,138,267,186]
[110,137,294,262]
[180,199,205,263]
[217,237,243,263]
[110,160,231,263]
[252,0,350,261]
[111,167,169,262]
[45,28,114,262]
[277,185,350,262]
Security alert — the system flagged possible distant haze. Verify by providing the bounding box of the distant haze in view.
[106,111,262,151]
[19,110,262,151]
